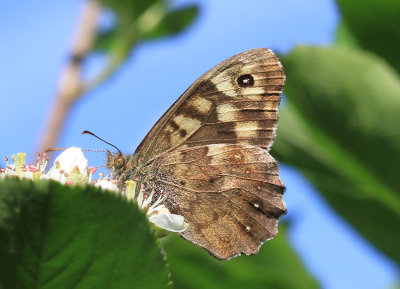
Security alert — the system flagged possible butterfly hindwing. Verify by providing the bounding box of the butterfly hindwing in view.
[132,48,285,165]
[144,144,286,259]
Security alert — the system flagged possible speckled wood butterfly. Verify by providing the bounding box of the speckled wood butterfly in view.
[107,48,286,260]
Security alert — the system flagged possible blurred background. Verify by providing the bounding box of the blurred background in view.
[0,0,399,288]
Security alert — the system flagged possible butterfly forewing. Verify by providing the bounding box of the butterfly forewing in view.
[132,48,285,165]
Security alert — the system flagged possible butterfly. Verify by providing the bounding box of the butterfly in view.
[107,48,286,260]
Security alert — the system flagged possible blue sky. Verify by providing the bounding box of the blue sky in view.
[0,0,398,288]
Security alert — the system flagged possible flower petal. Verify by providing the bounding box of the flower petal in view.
[47,147,88,184]
[137,184,145,208]
[148,204,170,216]
[148,194,165,213]
[141,188,155,208]
[48,147,88,174]
[95,179,119,192]
[148,214,189,232]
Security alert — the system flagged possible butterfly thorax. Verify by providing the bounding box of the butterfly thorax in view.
[106,151,166,208]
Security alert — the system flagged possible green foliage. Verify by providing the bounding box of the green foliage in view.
[0,178,170,289]
[93,29,118,53]
[98,0,162,21]
[94,0,199,58]
[163,224,319,289]
[335,21,360,48]
[142,6,199,40]
[84,0,198,95]
[0,179,317,289]
[336,0,400,73]
[274,0,400,266]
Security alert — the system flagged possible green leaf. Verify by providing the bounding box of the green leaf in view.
[163,224,319,289]
[335,21,360,48]
[98,0,161,22]
[273,45,400,264]
[142,6,199,40]
[336,0,400,73]
[93,3,198,55]
[0,178,170,289]
[93,29,118,52]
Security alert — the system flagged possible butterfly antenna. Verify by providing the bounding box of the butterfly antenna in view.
[82,130,123,155]
[45,148,66,153]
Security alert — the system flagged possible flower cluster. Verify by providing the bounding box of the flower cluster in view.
[1,147,188,233]
[0,147,94,185]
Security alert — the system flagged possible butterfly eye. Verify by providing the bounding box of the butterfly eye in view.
[113,155,126,170]
[237,74,254,87]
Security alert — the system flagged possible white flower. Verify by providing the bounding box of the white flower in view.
[125,180,188,233]
[1,147,188,234]
[95,179,119,192]
[1,147,94,185]
[0,152,49,181]
[148,207,188,232]
[47,147,89,185]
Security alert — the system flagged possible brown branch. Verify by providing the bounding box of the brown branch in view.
[37,0,101,153]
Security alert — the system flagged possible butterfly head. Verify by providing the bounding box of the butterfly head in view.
[106,151,130,174]
[80,131,133,182]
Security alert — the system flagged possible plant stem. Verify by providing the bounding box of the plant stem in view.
[37,0,101,153]
[37,0,168,154]
[80,55,125,96]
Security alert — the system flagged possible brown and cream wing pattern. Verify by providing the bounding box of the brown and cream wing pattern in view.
[126,48,286,259]
[145,144,286,260]
[132,48,285,165]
